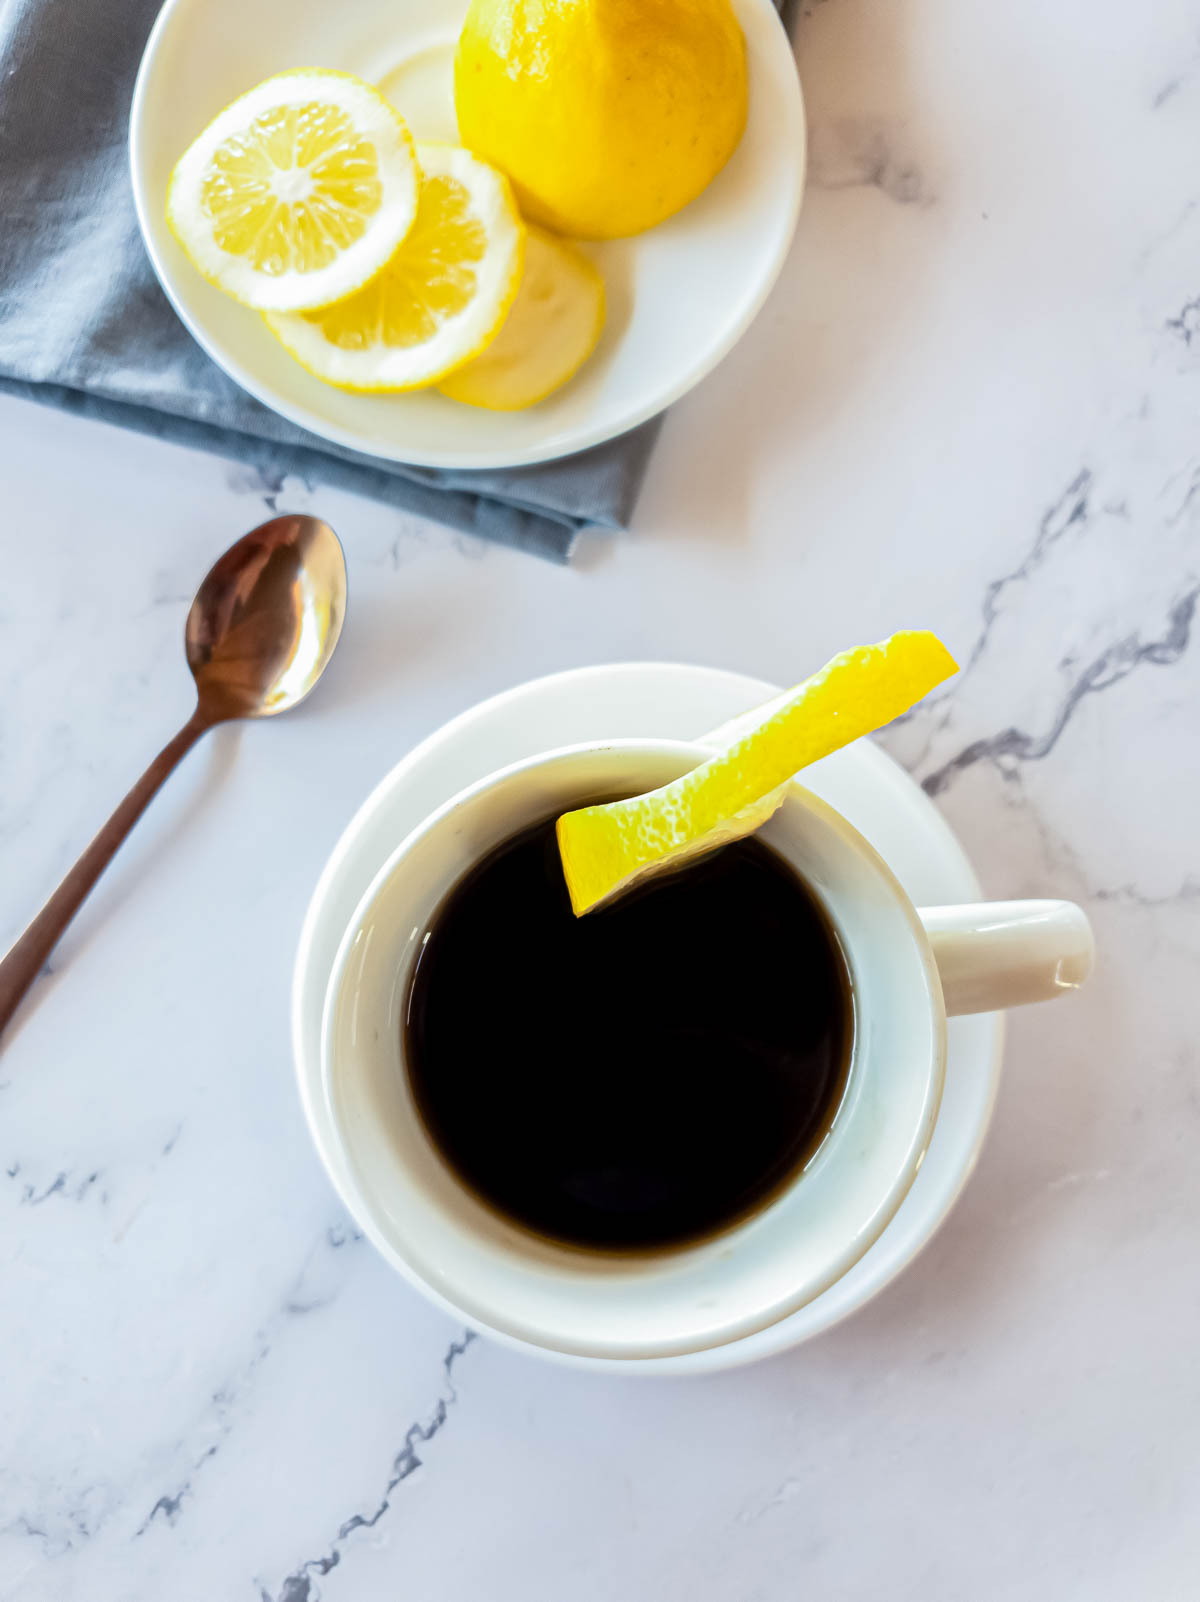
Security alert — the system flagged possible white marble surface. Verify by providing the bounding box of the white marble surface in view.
[3,0,1200,1594]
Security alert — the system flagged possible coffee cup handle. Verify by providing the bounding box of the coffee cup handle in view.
[916,901,1094,1016]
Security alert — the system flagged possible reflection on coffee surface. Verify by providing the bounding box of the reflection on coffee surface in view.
[405,812,851,1251]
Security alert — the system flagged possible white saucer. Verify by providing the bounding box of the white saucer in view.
[129,0,805,471]
[292,664,1004,1374]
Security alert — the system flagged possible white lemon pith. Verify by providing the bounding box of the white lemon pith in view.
[263,143,525,392]
[166,71,420,313]
[556,632,960,916]
[438,226,606,410]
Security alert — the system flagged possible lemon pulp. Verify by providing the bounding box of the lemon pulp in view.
[200,102,383,275]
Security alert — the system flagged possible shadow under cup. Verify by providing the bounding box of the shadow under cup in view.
[322,740,946,1361]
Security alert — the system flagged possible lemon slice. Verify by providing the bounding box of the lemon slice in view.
[263,143,525,392]
[167,70,420,313]
[438,227,605,410]
[557,632,959,916]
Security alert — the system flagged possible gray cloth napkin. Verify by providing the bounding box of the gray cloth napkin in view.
[0,0,789,561]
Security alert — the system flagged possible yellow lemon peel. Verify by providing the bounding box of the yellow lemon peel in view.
[557,631,958,916]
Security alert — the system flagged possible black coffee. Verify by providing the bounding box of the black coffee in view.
[405,813,852,1251]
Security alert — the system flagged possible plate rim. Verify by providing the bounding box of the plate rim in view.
[128,0,807,471]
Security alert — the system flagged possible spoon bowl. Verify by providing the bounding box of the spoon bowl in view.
[186,514,347,722]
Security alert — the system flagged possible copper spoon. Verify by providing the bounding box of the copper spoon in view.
[0,514,347,1037]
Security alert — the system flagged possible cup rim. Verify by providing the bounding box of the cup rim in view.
[318,737,947,1359]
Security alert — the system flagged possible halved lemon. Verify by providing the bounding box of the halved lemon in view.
[263,143,525,392]
[557,632,959,916]
[438,226,605,410]
[167,70,420,313]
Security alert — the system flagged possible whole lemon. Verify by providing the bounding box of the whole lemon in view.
[454,0,748,240]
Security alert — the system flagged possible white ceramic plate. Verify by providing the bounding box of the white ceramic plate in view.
[129,0,806,470]
[292,665,1005,1374]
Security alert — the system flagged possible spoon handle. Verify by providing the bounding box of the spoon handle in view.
[0,711,211,1039]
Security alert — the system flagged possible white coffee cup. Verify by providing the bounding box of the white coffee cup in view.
[320,738,1092,1361]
